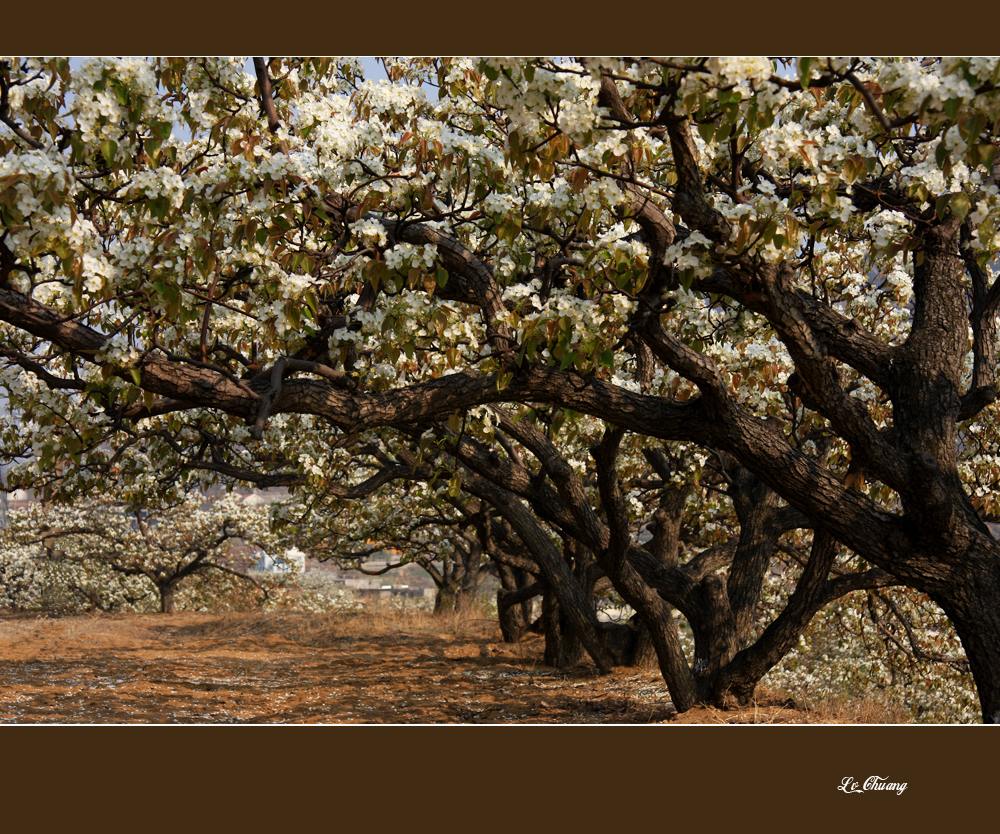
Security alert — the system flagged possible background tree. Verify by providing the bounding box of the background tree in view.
[1,491,276,613]
[276,483,496,614]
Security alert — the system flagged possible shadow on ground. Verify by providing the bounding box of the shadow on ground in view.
[0,611,681,723]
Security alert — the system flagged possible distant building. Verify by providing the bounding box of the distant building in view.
[253,546,307,575]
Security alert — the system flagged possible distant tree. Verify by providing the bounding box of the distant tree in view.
[278,483,494,614]
[1,492,275,612]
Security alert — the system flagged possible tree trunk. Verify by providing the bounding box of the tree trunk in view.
[598,618,658,668]
[498,592,529,642]
[711,530,839,706]
[627,617,658,668]
[496,566,538,642]
[159,584,177,614]
[478,485,615,672]
[542,591,584,668]
[434,566,484,614]
[935,554,1000,724]
[688,574,740,705]
[726,465,781,643]
[434,584,459,614]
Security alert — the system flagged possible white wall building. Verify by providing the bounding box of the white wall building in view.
[254,546,307,575]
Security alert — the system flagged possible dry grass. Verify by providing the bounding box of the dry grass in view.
[338,602,497,638]
[669,687,909,724]
[788,693,910,724]
[0,608,910,724]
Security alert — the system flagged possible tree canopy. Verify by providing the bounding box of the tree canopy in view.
[3,57,1000,720]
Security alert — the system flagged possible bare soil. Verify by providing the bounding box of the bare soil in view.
[0,609,879,723]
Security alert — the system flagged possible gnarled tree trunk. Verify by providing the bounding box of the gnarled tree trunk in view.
[934,551,1000,724]
[541,590,584,668]
[496,564,539,642]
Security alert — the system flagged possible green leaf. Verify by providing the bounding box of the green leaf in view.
[975,143,998,168]
[149,196,170,219]
[797,58,813,90]
[100,139,117,166]
[949,192,973,222]
[151,120,173,141]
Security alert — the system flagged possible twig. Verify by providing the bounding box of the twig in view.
[252,58,281,133]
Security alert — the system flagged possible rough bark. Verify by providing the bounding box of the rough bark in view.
[592,428,698,710]
[495,565,538,642]
[717,529,839,704]
[159,583,177,614]
[433,557,483,614]
[934,549,1000,724]
[541,591,584,668]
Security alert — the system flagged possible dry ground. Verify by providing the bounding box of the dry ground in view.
[0,609,900,723]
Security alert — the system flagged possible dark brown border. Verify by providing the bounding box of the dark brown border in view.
[4,6,1000,823]
[6,1,1000,55]
[0,726,993,825]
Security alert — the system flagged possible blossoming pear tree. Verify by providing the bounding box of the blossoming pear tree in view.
[275,479,496,614]
[3,57,1000,719]
[1,491,276,612]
